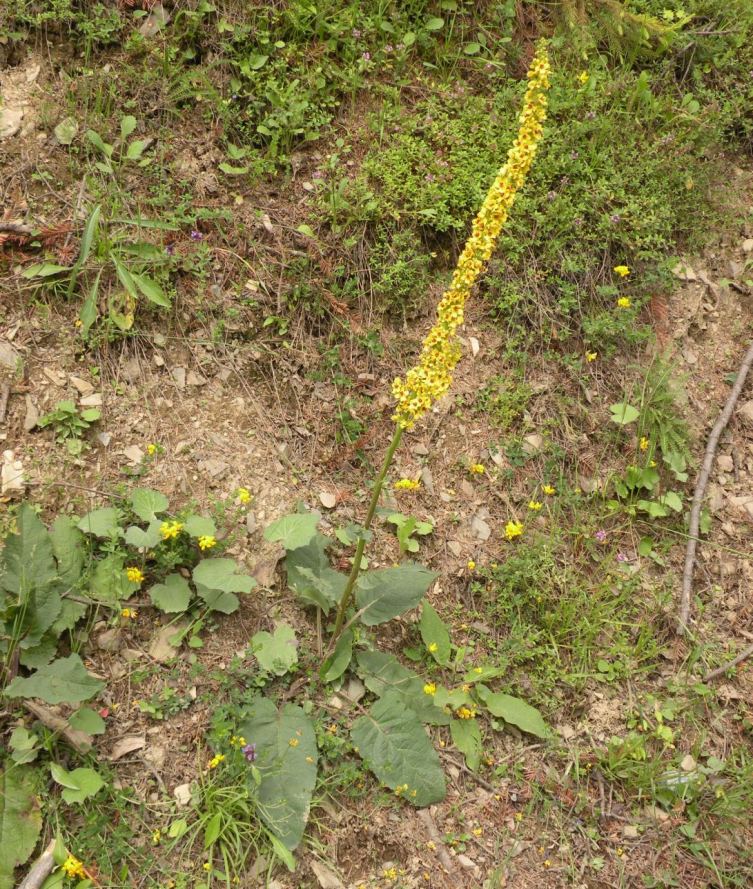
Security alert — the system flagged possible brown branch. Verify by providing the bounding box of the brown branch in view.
[23,700,92,754]
[17,840,56,889]
[703,641,753,682]
[0,384,10,424]
[678,339,753,634]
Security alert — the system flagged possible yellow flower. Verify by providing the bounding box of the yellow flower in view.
[160,520,184,540]
[423,682,437,695]
[198,535,216,550]
[614,265,630,277]
[472,827,483,837]
[469,463,485,474]
[146,443,158,456]
[126,566,144,584]
[121,607,138,619]
[427,642,438,653]
[617,296,631,309]
[586,351,597,362]
[528,500,543,511]
[542,484,556,495]
[288,737,299,747]
[456,706,476,720]
[578,70,589,85]
[384,866,399,879]
[152,828,161,846]
[467,560,476,571]
[229,735,246,748]
[237,487,252,504]
[207,753,225,769]
[203,862,212,872]
[394,478,421,491]
[61,856,86,879]
[639,436,649,451]
[392,45,551,429]
[504,520,524,541]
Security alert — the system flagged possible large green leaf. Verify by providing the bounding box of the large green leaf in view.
[132,272,170,307]
[130,488,169,523]
[49,516,85,589]
[0,503,57,599]
[50,764,104,804]
[184,515,217,539]
[351,691,446,806]
[77,507,122,539]
[239,700,317,850]
[18,583,62,649]
[477,685,551,739]
[263,514,319,551]
[193,558,256,614]
[251,624,298,676]
[355,651,449,725]
[419,600,451,665]
[0,766,42,889]
[149,574,192,613]
[285,534,345,612]
[89,553,135,604]
[450,718,482,771]
[124,521,162,549]
[355,563,436,626]
[320,629,353,683]
[4,654,104,705]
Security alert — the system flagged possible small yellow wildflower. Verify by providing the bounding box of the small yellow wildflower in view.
[542,484,556,495]
[528,500,543,511]
[288,737,299,747]
[617,296,631,308]
[393,785,408,798]
[614,265,630,277]
[544,859,552,868]
[616,847,625,858]
[152,828,161,846]
[207,753,225,770]
[203,862,212,872]
[427,642,438,653]
[467,560,476,571]
[383,866,398,880]
[121,607,138,620]
[126,566,144,584]
[229,735,246,748]
[578,70,589,85]
[469,463,485,474]
[586,351,598,362]
[327,723,338,734]
[198,535,216,550]
[504,520,524,541]
[473,667,483,674]
[515,812,524,822]
[394,478,421,491]
[61,856,86,879]
[472,827,483,837]
[237,487,252,505]
[456,706,476,720]
[639,436,649,451]
[423,682,437,696]
[146,443,158,456]
[160,520,184,540]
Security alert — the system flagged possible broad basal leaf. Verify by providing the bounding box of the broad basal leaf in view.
[450,718,482,771]
[89,553,136,604]
[4,654,104,705]
[239,700,317,850]
[351,691,446,807]
[149,574,191,614]
[193,558,256,614]
[50,764,104,804]
[130,488,169,523]
[264,514,319,551]
[251,624,298,676]
[77,507,122,539]
[0,765,42,889]
[355,563,436,626]
[0,503,57,598]
[285,534,345,612]
[68,707,106,736]
[184,515,217,539]
[477,685,551,739]
[49,516,85,588]
[355,651,449,726]
[319,629,353,683]
[125,521,162,549]
[419,600,451,665]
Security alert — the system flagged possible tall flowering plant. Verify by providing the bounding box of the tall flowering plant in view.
[330,43,552,641]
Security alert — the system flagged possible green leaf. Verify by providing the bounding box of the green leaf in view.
[658,491,683,512]
[184,515,217,539]
[476,686,550,739]
[9,727,39,764]
[50,764,104,804]
[0,504,57,607]
[419,601,451,665]
[50,516,85,588]
[54,116,78,145]
[204,812,222,848]
[77,205,101,265]
[168,818,189,839]
[251,624,298,676]
[125,139,149,161]
[264,514,319,551]
[450,718,482,771]
[149,574,192,614]
[50,600,88,635]
[243,53,268,71]
[77,507,122,538]
[21,262,70,278]
[351,691,446,806]
[267,832,295,871]
[0,766,42,889]
[4,654,104,705]
[355,651,449,725]
[464,41,482,54]
[112,255,139,299]
[285,534,345,612]
[218,162,250,175]
[79,269,102,336]
[19,637,57,670]
[120,115,137,139]
[239,700,317,850]
[424,16,445,30]
[609,402,640,425]
[89,553,134,604]
[68,707,106,735]
[130,488,169,523]
[124,521,162,549]
[193,559,256,613]
[86,129,113,159]
[355,563,436,626]
[320,629,353,682]
[131,273,171,307]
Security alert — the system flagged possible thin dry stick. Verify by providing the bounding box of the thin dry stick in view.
[703,641,753,682]
[678,339,753,634]
[0,383,10,424]
[17,840,56,889]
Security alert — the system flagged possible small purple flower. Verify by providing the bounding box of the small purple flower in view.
[547,190,557,202]
[165,243,175,256]
[585,111,596,120]
[352,28,362,38]
[361,52,371,61]
[595,529,607,544]
[425,173,435,182]
[610,214,621,224]
[385,44,393,52]
[242,743,257,763]
[616,552,629,563]
[190,230,203,241]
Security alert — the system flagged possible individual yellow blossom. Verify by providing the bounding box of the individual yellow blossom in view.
[198,535,216,550]
[472,827,484,836]
[473,667,483,674]
[461,684,471,693]
[528,500,543,511]
[469,463,485,474]
[578,70,589,85]
[229,735,246,748]
[152,828,161,846]
[427,642,438,653]
[327,723,338,734]
[504,520,524,541]
[639,436,649,451]
[393,785,409,798]
[423,682,437,696]
[146,443,158,456]
[207,753,225,769]
[616,847,625,858]
[392,45,551,429]
[383,866,399,879]
[467,560,476,571]
[160,520,184,540]
[456,706,476,720]
[586,351,597,362]
[288,737,299,747]
[61,855,86,879]
[542,484,556,495]
[614,265,630,277]
[203,862,212,872]
[617,296,631,309]
[544,859,552,868]
[237,487,252,504]
[394,478,421,491]
[121,607,137,619]
[126,566,144,584]
[650,459,657,467]
[515,812,524,821]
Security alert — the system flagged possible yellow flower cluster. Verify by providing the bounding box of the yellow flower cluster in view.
[394,478,421,491]
[505,520,524,541]
[528,500,543,511]
[423,682,437,695]
[542,484,556,496]
[126,566,144,584]
[469,463,485,474]
[456,706,476,720]
[121,607,137,620]
[229,735,246,747]
[160,520,184,540]
[61,855,86,879]
[237,487,252,504]
[207,753,225,769]
[392,45,551,429]
[198,535,216,550]
[617,296,631,309]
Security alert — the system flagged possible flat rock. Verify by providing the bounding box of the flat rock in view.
[0,341,20,369]
[122,445,144,465]
[198,458,228,478]
[173,782,192,806]
[0,106,24,140]
[470,515,491,542]
[716,455,734,472]
[170,366,186,388]
[109,734,146,761]
[742,238,753,253]
[96,629,121,652]
[672,262,697,281]
[522,433,544,455]
[69,375,95,395]
[737,400,753,426]
[420,466,435,495]
[149,620,189,662]
[79,392,103,407]
[310,862,344,889]
[24,396,39,431]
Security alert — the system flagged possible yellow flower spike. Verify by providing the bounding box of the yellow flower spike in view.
[392,45,551,430]
[504,520,524,541]
[61,855,86,879]
[614,265,630,277]
[125,566,144,584]
[617,296,631,309]
[394,478,421,491]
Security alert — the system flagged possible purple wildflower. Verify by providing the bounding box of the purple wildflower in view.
[361,52,371,61]
[385,44,393,52]
[165,243,175,256]
[352,28,362,38]
[616,552,629,563]
[595,529,607,544]
[585,111,596,120]
[242,743,257,763]
[610,214,621,224]
[190,230,203,241]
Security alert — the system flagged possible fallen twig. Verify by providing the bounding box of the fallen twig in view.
[23,700,92,754]
[0,383,10,424]
[417,809,457,874]
[703,641,753,682]
[678,339,753,634]
[17,840,56,889]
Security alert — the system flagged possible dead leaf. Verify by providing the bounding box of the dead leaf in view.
[24,395,39,431]
[109,734,146,761]
[310,861,345,889]
[149,620,189,662]
[319,491,337,509]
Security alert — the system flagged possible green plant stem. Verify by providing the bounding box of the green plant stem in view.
[329,424,403,644]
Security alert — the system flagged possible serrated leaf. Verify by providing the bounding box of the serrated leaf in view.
[419,601,451,665]
[68,707,106,735]
[130,488,169,523]
[264,514,319,551]
[0,503,57,599]
[609,402,640,425]
[351,691,446,806]
[19,637,57,670]
[120,115,137,139]
[286,533,345,613]
[0,766,42,889]
[50,764,104,804]
[355,563,436,626]
[251,624,298,676]
[149,574,192,613]
[4,654,104,704]
[77,507,122,538]
[450,718,482,771]
[50,516,85,588]
[184,515,217,539]
[132,273,170,307]
[89,553,135,604]
[355,651,449,725]
[477,686,550,738]
[50,600,88,635]
[320,629,353,682]
[239,700,317,850]
[125,139,149,160]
